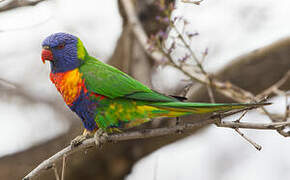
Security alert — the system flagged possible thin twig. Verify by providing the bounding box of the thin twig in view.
[218,121,290,130]
[52,164,60,180]
[206,76,215,103]
[158,40,205,84]
[256,70,290,100]
[200,48,208,64]
[231,110,261,151]
[234,110,248,123]
[285,92,290,121]
[0,78,17,89]
[234,128,262,151]
[167,9,277,150]
[170,22,207,75]
[171,22,216,103]
[181,0,204,5]
[61,154,66,180]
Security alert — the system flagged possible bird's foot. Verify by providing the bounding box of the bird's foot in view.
[94,129,108,148]
[70,135,87,147]
[71,129,94,147]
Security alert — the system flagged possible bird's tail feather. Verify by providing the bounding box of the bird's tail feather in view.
[150,102,270,114]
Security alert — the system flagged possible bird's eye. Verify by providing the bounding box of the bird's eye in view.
[57,43,65,50]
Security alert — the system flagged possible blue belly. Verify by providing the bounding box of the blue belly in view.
[69,90,98,131]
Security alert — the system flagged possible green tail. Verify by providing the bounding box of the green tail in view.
[149,102,270,114]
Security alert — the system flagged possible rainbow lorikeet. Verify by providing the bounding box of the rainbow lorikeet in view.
[41,33,267,142]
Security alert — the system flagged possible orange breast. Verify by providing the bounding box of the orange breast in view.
[50,69,85,106]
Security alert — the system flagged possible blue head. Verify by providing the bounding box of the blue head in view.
[41,32,87,73]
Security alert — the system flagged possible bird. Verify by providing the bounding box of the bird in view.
[41,32,269,145]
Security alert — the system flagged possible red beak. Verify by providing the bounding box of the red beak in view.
[41,48,53,64]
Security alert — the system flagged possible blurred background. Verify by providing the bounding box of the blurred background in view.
[0,0,289,179]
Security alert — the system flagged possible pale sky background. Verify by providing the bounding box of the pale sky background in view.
[0,0,289,179]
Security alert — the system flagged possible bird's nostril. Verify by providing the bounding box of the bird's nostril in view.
[43,45,50,50]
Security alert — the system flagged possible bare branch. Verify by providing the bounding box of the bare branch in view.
[206,76,215,103]
[61,154,66,180]
[23,117,216,180]
[228,110,262,150]
[181,0,204,5]
[170,22,207,75]
[234,128,262,151]
[256,70,290,100]
[122,0,257,103]
[23,106,290,180]
[120,0,164,62]
[285,92,290,121]
[218,121,290,130]
[0,0,47,12]
[52,164,60,180]
[0,78,17,89]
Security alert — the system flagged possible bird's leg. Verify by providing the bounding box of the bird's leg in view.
[175,117,183,134]
[71,129,95,147]
[94,129,108,148]
[176,117,180,126]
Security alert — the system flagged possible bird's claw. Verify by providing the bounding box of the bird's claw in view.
[94,129,108,148]
[71,129,94,147]
[70,135,88,147]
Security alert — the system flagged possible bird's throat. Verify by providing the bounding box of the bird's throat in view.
[50,69,86,106]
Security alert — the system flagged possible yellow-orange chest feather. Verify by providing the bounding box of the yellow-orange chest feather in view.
[50,69,85,106]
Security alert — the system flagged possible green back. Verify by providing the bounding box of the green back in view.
[79,56,178,102]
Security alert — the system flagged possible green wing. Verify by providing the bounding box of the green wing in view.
[80,56,178,102]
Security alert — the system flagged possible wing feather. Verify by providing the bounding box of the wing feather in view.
[80,57,178,102]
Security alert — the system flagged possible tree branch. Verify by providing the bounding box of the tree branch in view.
[0,0,47,12]
[218,120,290,130]
[120,0,164,62]
[121,0,256,102]
[23,106,290,180]
[234,128,262,151]
[256,70,290,100]
[181,0,204,5]
[52,164,60,180]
